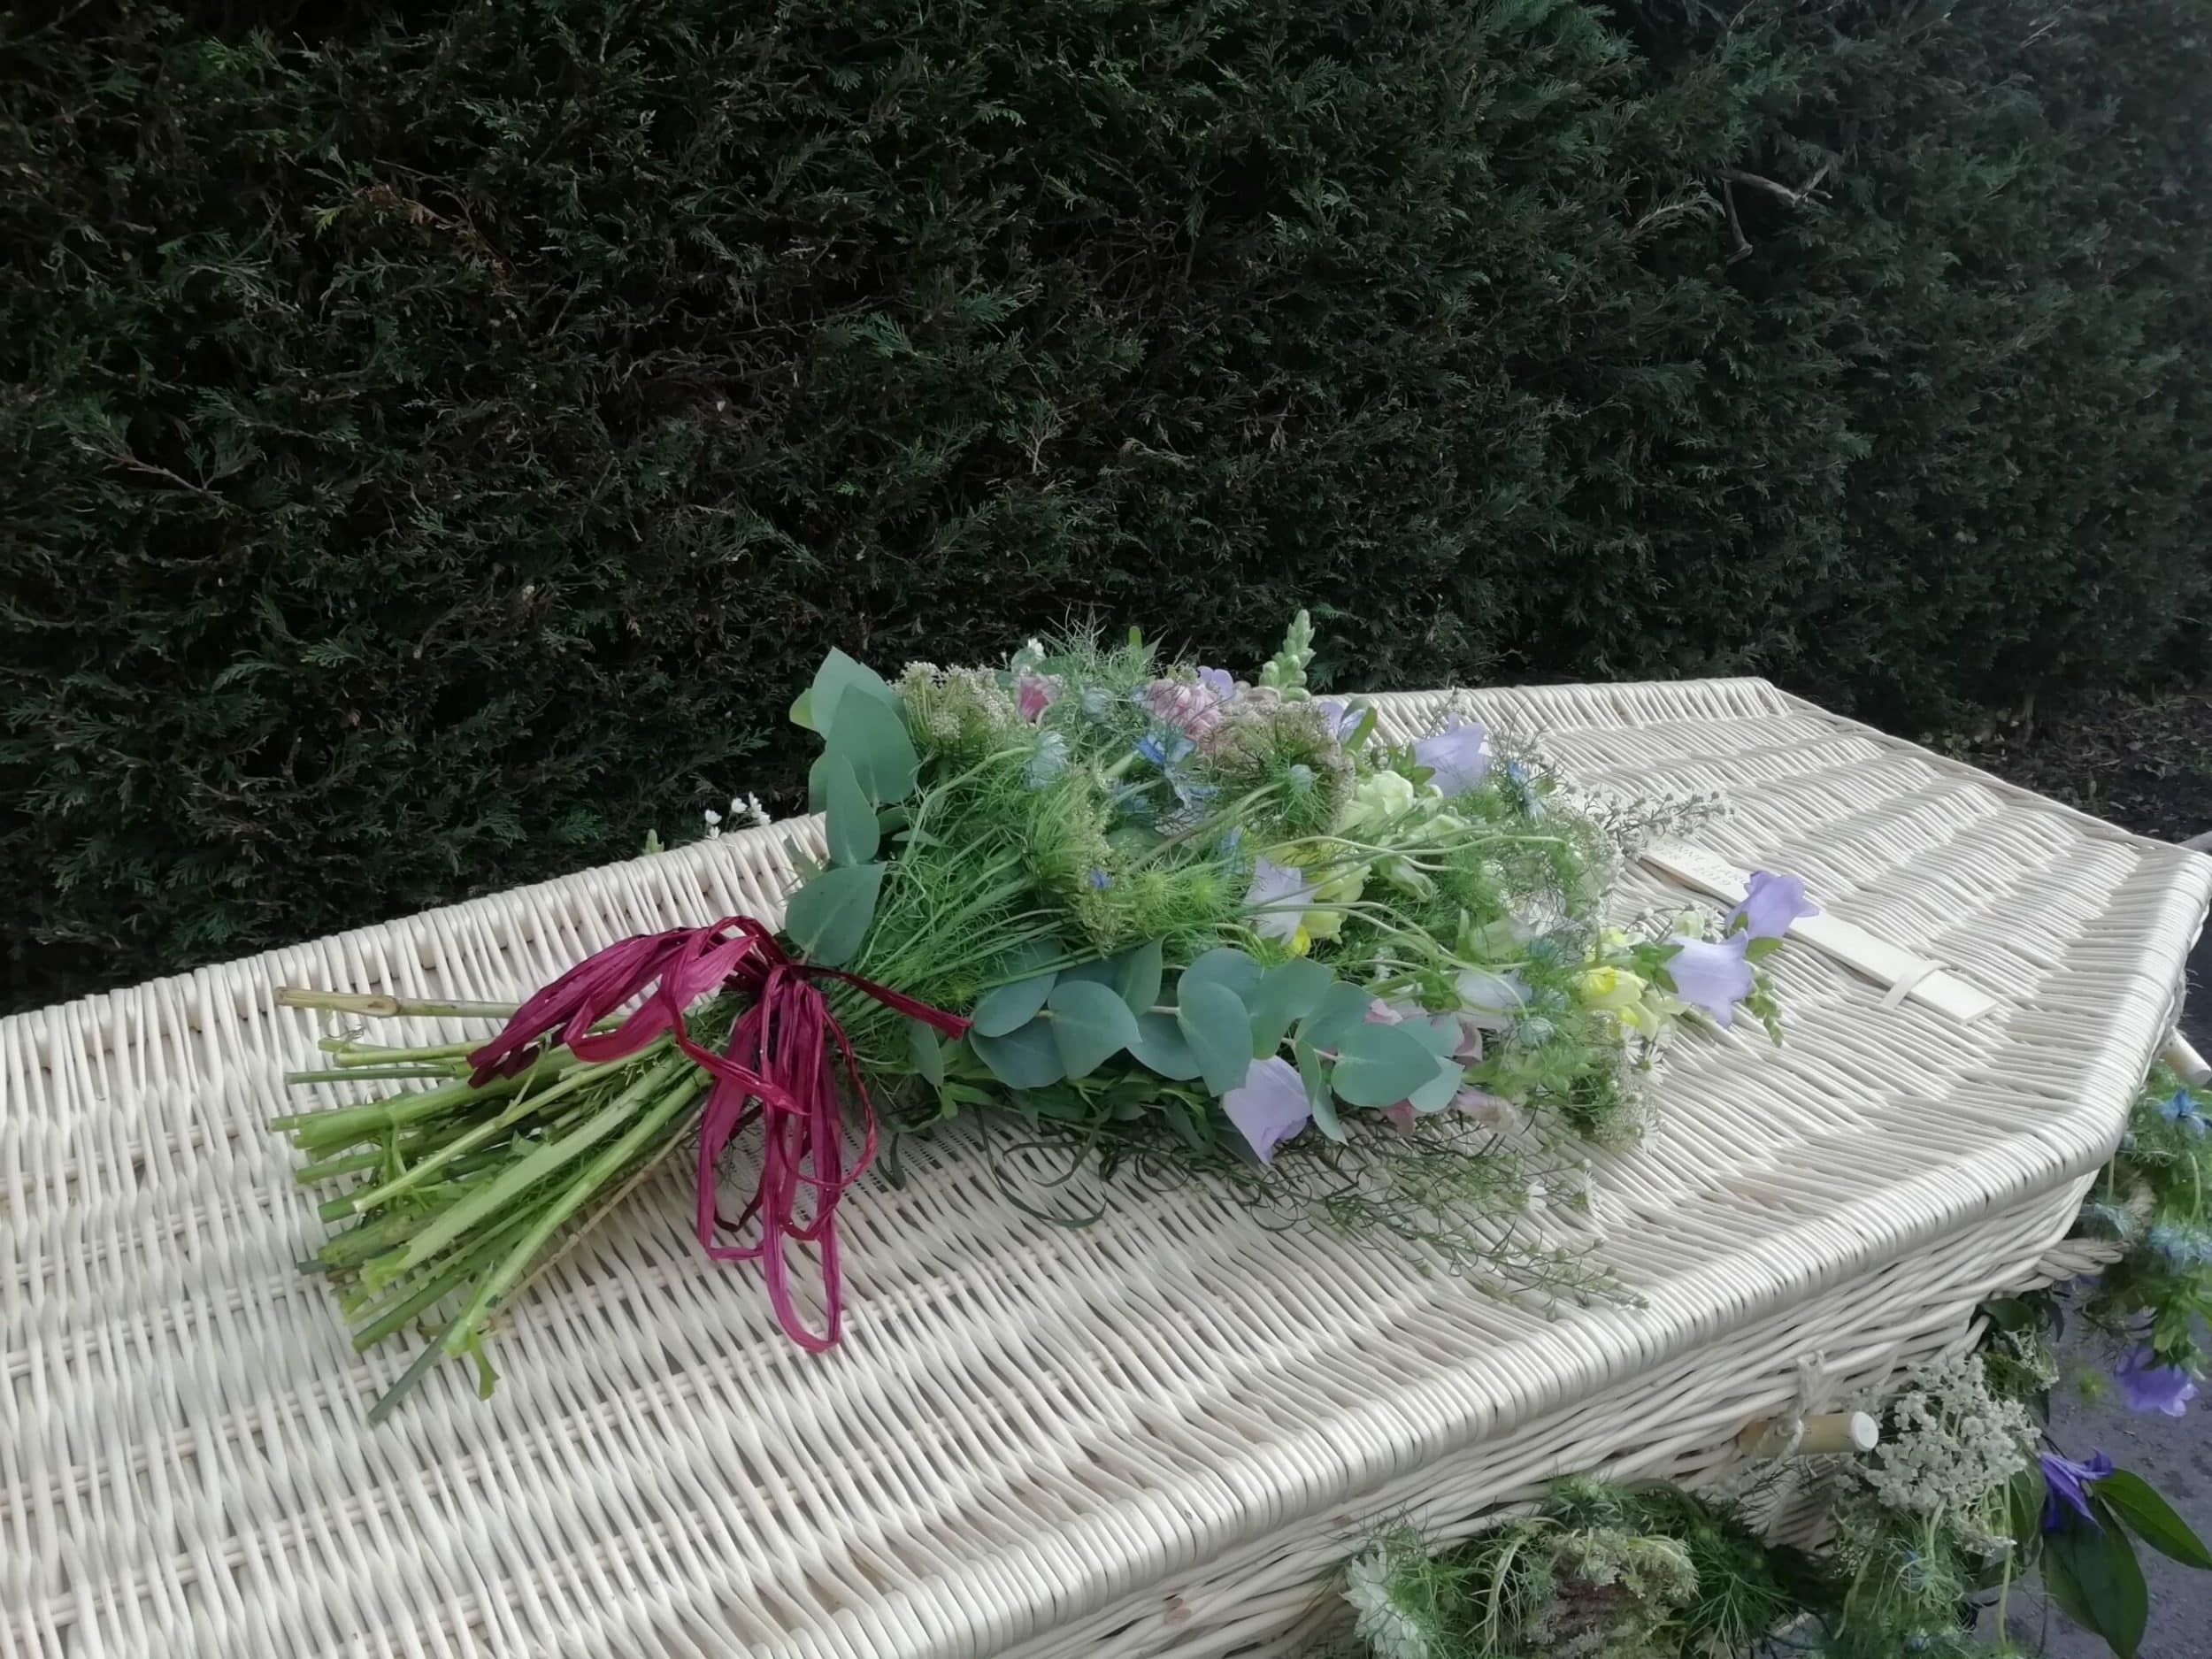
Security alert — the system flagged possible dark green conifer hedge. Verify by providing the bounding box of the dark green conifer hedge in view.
[3,0,2206,1007]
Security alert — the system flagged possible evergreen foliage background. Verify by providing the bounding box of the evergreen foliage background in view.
[4,0,2206,1007]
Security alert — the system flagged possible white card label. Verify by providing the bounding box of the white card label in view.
[1640,840,2000,1023]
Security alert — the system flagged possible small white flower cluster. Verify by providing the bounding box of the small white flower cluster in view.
[702,792,772,839]
[1343,1545,1435,1659]
[1856,1352,2034,1531]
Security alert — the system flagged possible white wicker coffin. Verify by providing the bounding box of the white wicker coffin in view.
[5,680,2206,1659]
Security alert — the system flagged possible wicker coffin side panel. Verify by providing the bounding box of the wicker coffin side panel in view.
[999,1172,2090,1659]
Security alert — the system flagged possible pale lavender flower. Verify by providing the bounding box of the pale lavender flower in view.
[2115,1347,2198,1417]
[1663,934,1755,1025]
[1414,718,1491,795]
[1313,697,1360,741]
[2039,1449,2113,1531]
[1196,666,1236,702]
[1244,859,1316,941]
[1223,1056,1312,1162]
[1732,870,1819,940]
[1087,867,1112,891]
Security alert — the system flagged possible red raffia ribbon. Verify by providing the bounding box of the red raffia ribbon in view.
[466,917,970,1350]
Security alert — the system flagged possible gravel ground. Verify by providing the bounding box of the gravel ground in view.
[1948,690,2212,1657]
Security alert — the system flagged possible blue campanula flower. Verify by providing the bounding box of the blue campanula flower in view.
[2039,1449,2114,1531]
[1413,718,1491,795]
[1731,871,1820,941]
[1663,934,1755,1025]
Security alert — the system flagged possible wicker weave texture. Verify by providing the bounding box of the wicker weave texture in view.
[4,680,2205,1659]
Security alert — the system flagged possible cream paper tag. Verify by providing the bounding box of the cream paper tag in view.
[1640,840,2000,1023]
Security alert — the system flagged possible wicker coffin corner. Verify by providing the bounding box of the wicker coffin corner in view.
[5,680,2206,1659]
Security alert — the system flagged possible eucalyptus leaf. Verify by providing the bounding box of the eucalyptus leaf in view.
[907,1018,945,1087]
[1295,1039,1344,1142]
[780,862,884,968]
[1179,947,1263,1002]
[821,754,880,865]
[1399,1013,1463,1059]
[970,971,1058,1038]
[1406,1052,1464,1112]
[1046,979,1141,1079]
[1128,1011,1202,1079]
[1330,1022,1439,1109]
[1177,980,1253,1095]
[1299,980,1375,1052]
[1247,959,1335,1056]
[1114,939,1164,1018]
[826,690,919,803]
[972,1019,1065,1089]
[806,647,899,736]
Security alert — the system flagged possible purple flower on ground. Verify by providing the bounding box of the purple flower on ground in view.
[2159,1087,2209,1138]
[1197,666,1236,702]
[1223,1056,1312,1162]
[1244,859,1317,941]
[1731,871,1820,941]
[1087,867,1112,891]
[1016,671,1061,722]
[1663,934,1755,1025]
[2114,1346,2198,1417]
[1414,718,1491,795]
[2040,1449,2115,1531]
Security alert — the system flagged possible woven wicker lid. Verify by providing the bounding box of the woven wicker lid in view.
[4,679,2204,1658]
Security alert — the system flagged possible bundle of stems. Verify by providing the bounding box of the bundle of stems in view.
[271,987,728,1422]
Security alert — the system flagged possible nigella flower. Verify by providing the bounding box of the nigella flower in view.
[1015,670,1062,722]
[2114,1346,2198,1417]
[1025,730,1071,788]
[2147,1223,2212,1269]
[1663,934,1755,1025]
[1244,858,1316,942]
[1134,729,1194,769]
[1413,718,1491,795]
[1087,867,1112,891]
[1223,1056,1312,1162]
[1197,665,1236,702]
[2039,1449,2114,1531]
[1500,757,1543,817]
[2159,1087,2209,1138]
[1731,870,1819,941]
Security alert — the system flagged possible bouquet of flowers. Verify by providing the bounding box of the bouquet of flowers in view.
[273,616,1810,1420]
